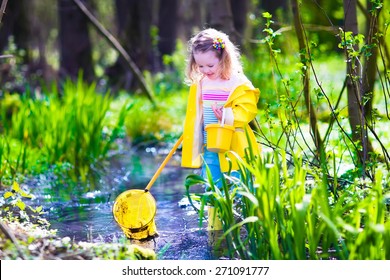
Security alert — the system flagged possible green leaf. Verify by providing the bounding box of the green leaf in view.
[16,199,26,211]
[3,191,14,199]
[20,190,33,199]
[262,12,272,19]
[28,205,43,213]
[12,181,21,193]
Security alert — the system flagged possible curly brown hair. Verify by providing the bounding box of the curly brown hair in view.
[185,28,243,84]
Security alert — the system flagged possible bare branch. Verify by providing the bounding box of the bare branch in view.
[247,24,338,44]
[0,0,8,24]
[72,0,155,104]
[0,54,13,59]
[0,221,26,260]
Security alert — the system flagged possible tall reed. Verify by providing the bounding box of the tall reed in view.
[0,136,28,183]
[186,147,390,260]
[2,77,125,182]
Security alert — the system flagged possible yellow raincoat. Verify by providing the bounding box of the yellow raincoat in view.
[181,75,260,172]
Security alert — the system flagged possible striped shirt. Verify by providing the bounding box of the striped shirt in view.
[202,79,232,144]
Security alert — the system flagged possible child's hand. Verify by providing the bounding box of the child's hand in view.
[211,102,223,121]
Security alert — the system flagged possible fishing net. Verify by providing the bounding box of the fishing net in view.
[113,189,157,240]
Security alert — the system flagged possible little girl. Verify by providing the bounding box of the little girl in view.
[181,28,260,185]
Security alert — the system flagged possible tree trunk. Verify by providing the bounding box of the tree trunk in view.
[0,0,9,25]
[177,0,205,41]
[291,0,327,172]
[343,0,360,135]
[230,0,248,46]
[73,0,154,103]
[109,0,156,90]
[207,0,237,44]
[362,0,380,122]
[116,0,155,71]
[0,0,31,63]
[158,0,179,65]
[58,0,94,82]
[343,0,373,175]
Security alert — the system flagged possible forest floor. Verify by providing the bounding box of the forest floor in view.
[0,219,156,260]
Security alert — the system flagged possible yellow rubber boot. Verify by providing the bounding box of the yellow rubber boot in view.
[207,206,223,231]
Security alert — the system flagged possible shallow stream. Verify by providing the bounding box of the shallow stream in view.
[31,144,220,260]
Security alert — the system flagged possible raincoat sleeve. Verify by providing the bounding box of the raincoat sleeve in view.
[218,83,260,172]
[225,85,260,127]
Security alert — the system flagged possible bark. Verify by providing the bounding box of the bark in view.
[291,0,325,162]
[0,0,30,63]
[177,0,204,41]
[0,221,26,260]
[0,0,8,24]
[230,0,248,46]
[158,0,179,59]
[207,0,237,44]
[362,0,380,122]
[343,0,360,133]
[73,0,154,103]
[58,0,94,82]
[343,0,374,174]
[116,0,155,70]
[108,0,156,91]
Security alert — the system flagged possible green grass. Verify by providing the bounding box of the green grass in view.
[0,73,187,187]
[0,76,129,184]
[185,147,390,260]
[123,89,186,144]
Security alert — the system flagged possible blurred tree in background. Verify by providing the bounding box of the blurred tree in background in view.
[0,0,389,176]
[0,1,386,78]
[58,0,94,82]
[5,0,385,92]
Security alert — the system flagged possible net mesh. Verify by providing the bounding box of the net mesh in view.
[113,189,157,239]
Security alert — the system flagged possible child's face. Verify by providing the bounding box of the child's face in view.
[193,51,220,80]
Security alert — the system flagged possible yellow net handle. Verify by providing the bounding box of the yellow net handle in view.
[144,135,183,192]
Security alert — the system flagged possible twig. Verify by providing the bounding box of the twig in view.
[72,0,155,105]
[0,221,26,260]
[0,54,13,59]
[247,24,338,44]
[0,0,8,24]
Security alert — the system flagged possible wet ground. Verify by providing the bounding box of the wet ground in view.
[34,145,223,260]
